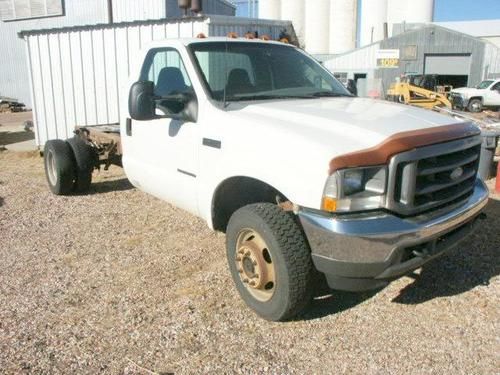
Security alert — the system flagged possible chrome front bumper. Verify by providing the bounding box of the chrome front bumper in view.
[298,179,489,291]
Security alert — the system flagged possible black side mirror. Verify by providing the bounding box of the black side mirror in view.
[129,80,198,122]
[129,81,156,121]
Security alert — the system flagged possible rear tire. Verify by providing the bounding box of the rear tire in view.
[66,136,95,193]
[226,203,313,321]
[43,140,75,195]
[467,98,482,113]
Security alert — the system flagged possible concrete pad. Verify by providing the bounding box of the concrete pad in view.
[5,138,37,152]
[0,110,37,152]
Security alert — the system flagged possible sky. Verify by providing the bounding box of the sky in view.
[233,0,500,22]
[434,0,500,21]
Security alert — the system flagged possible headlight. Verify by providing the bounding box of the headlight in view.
[321,166,387,212]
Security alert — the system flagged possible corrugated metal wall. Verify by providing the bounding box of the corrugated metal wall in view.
[0,0,109,108]
[483,43,500,80]
[323,42,380,73]
[324,25,499,95]
[22,16,293,146]
[203,0,236,16]
[377,26,486,93]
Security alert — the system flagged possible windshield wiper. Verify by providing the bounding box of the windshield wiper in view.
[308,92,353,98]
[226,94,316,102]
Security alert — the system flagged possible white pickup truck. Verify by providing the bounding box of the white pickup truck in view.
[43,38,489,321]
[450,79,500,112]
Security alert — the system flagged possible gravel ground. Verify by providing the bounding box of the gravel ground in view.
[0,150,499,374]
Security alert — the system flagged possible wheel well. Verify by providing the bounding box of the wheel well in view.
[469,96,483,103]
[212,176,288,232]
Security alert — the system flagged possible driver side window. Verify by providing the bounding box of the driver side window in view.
[141,48,193,114]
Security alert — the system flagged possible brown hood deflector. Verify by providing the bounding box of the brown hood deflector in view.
[329,122,480,175]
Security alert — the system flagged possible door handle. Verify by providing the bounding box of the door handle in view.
[126,118,132,136]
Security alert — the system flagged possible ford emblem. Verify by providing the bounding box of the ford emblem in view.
[450,167,464,180]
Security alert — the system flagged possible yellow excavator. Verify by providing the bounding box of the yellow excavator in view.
[386,74,452,109]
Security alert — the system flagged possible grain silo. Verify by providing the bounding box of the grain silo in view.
[281,0,306,46]
[359,0,388,46]
[329,0,357,54]
[305,0,330,54]
[387,0,434,35]
[406,0,434,23]
[258,0,281,20]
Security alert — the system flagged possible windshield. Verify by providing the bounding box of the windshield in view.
[188,42,351,102]
[477,80,493,89]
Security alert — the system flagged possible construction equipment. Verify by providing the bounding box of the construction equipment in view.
[386,75,452,109]
[0,96,25,112]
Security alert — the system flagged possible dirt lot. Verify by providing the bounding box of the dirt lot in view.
[0,151,499,374]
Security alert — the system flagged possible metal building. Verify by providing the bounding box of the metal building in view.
[0,0,235,108]
[324,23,500,98]
[18,15,294,147]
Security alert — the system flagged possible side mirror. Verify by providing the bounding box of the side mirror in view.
[129,81,156,121]
[129,80,198,122]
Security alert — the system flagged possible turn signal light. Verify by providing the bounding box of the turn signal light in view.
[321,197,337,212]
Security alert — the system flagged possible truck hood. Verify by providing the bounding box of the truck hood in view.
[226,97,460,157]
[451,87,480,96]
[213,97,470,210]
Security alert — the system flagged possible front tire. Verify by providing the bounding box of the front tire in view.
[468,98,482,112]
[43,140,75,195]
[226,203,313,321]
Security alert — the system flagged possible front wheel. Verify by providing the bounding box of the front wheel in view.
[468,98,483,112]
[226,203,313,321]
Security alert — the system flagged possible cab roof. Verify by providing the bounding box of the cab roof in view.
[146,37,295,49]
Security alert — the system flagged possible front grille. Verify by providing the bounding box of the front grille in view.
[386,135,481,216]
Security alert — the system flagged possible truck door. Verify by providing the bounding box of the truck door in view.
[124,47,199,215]
[484,81,500,106]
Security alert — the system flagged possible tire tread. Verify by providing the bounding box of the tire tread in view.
[43,140,75,195]
[227,203,313,321]
[66,136,95,192]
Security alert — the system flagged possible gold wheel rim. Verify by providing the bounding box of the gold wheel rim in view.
[235,229,276,302]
